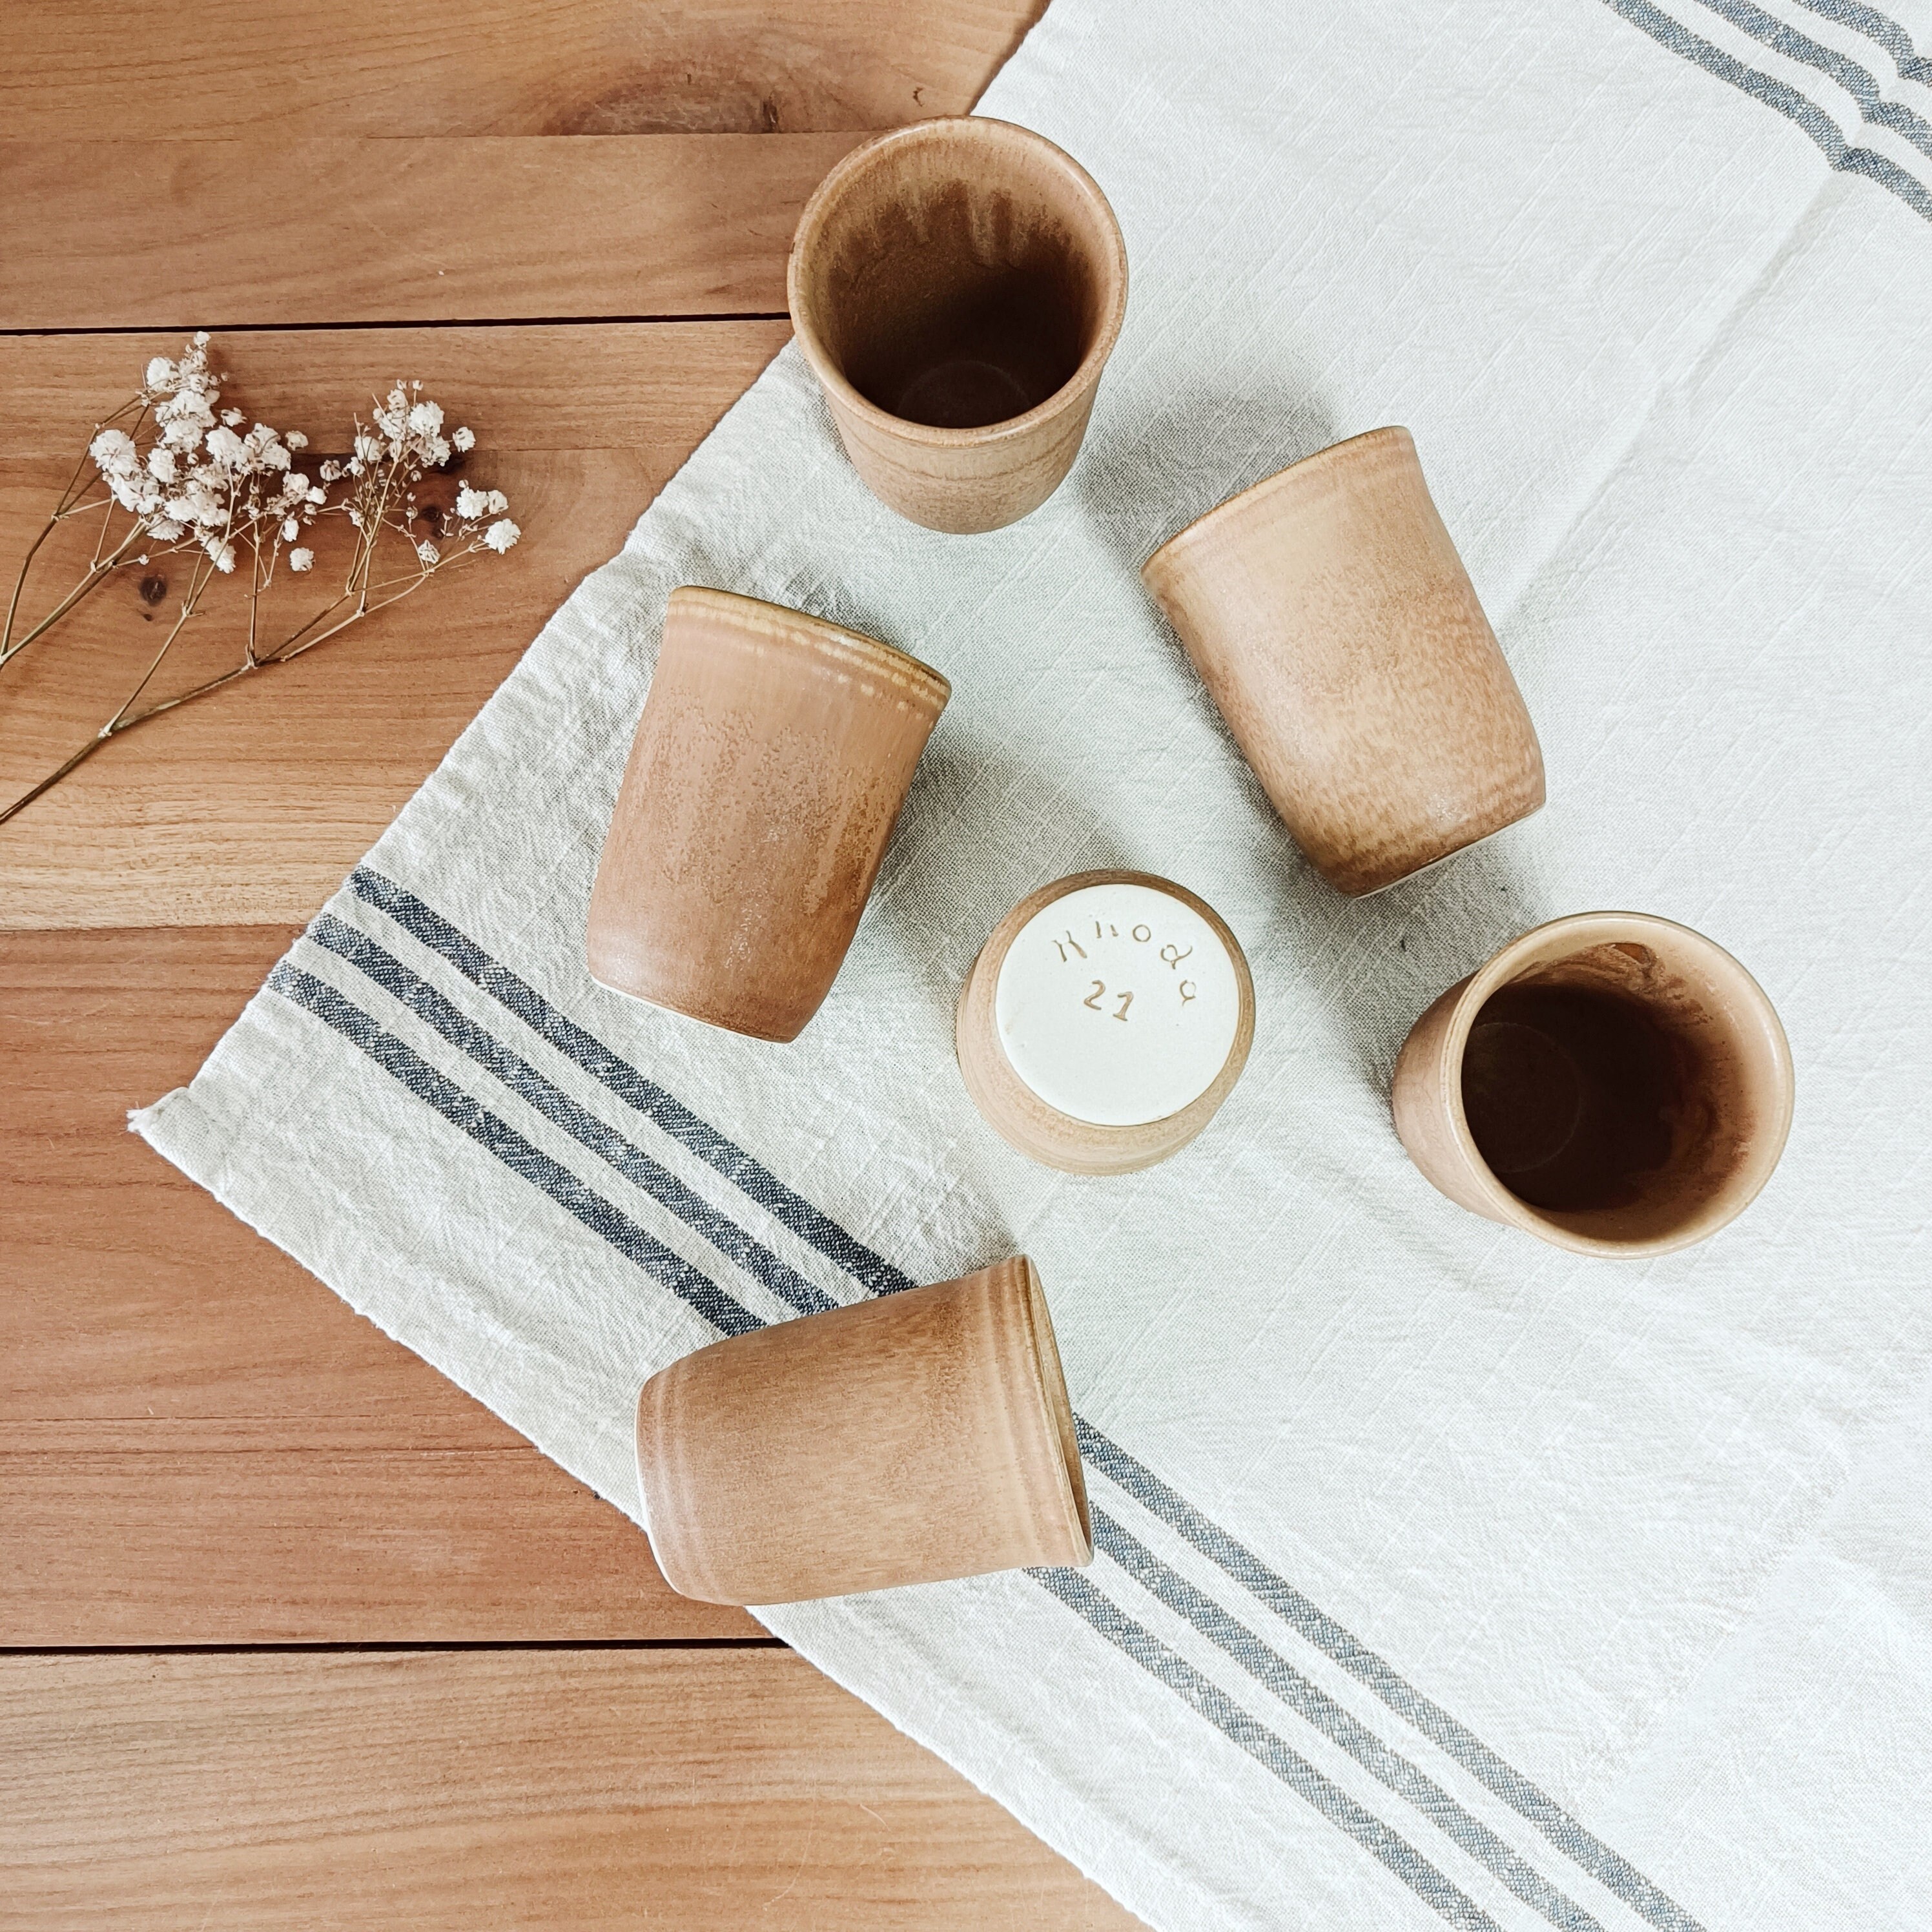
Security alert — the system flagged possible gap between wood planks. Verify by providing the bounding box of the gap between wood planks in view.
[0,313,791,338]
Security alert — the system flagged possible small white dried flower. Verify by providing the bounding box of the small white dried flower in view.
[205,536,236,573]
[455,486,488,520]
[147,446,177,483]
[319,459,342,482]
[451,426,475,452]
[416,539,440,566]
[287,546,314,572]
[482,518,520,553]
[220,407,245,428]
[285,430,307,449]
[205,424,245,468]
[407,400,443,438]
[281,518,300,542]
[485,489,508,515]
[149,517,185,540]
[347,507,364,529]
[145,356,176,391]
[90,427,140,478]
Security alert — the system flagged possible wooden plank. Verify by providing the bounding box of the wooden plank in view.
[0,923,757,1643]
[0,321,790,929]
[0,134,865,329]
[0,1648,1142,1930]
[1,1,1045,138]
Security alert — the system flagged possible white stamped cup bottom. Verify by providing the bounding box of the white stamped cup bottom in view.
[956,870,1256,1176]
[996,881,1242,1125]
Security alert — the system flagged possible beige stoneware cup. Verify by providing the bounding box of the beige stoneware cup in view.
[1392,912,1794,1256]
[635,1258,1093,1605]
[1142,426,1545,896]
[586,586,949,1043]
[788,116,1128,534]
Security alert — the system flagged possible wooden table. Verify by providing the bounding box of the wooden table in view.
[0,9,1139,1922]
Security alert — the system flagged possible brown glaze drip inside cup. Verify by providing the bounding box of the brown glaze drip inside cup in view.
[807,166,1105,430]
[1459,941,1762,1246]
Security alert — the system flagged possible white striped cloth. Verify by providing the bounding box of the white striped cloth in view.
[138,2,1932,1927]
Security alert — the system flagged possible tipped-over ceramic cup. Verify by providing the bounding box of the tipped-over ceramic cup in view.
[586,586,949,1042]
[956,870,1255,1175]
[635,1257,1093,1604]
[1391,912,1793,1256]
[1142,426,1545,896]
[788,116,1128,534]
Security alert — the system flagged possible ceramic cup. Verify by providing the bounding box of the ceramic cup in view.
[1391,912,1793,1256]
[956,870,1255,1175]
[1142,426,1545,897]
[586,586,949,1043]
[788,116,1128,535]
[635,1257,1092,1605]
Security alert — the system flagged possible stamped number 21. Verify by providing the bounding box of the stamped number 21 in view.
[1084,981,1133,1022]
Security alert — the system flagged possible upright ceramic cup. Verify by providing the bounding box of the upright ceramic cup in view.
[1142,426,1545,896]
[586,587,949,1042]
[1391,912,1793,1256]
[788,116,1128,534]
[635,1258,1093,1605]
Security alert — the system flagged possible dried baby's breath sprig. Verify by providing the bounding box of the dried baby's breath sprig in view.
[1,340,523,828]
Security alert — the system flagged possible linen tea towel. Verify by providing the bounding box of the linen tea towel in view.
[138,1,1932,1927]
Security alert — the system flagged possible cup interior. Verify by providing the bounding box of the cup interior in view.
[794,121,1122,431]
[1456,931,1789,1248]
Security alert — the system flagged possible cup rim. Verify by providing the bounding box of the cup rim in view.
[1010,1257,1094,1559]
[1142,424,1415,585]
[786,115,1130,452]
[1428,910,1796,1257]
[666,585,951,716]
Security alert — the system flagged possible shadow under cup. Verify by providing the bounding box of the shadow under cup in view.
[788,117,1128,533]
[1393,914,1794,1255]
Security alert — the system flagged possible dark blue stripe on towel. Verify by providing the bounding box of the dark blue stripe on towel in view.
[349,867,918,1300]
[307,912,839,1319]
[268,963,763,1339]
[1604,0,1932,219]
[1090,1508,1606,1932]
[1687,0,1932,158]
[1079,1421,1703,1932]
[1031,1567,1505,1932]
[1789,0,1932,83]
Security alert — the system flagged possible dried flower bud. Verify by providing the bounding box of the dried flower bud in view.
[451,426,475,452]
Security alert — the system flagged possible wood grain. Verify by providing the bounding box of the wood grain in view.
[0,1648,1142,1931]
[0,135,866,329]
[0,923,755,1643]
[1,1,1046,138]
[0,322,790,929]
